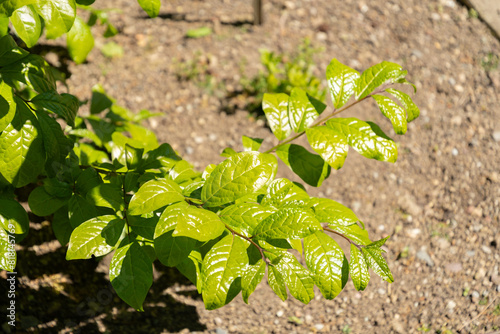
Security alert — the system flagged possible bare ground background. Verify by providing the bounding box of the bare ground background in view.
[1,0,500,333]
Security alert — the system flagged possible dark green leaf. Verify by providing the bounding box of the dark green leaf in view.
[0,35,29,67]
[349,244,370,291]
[34,0,76,39]
[125,144,143,170]
[0,199,29,240]
[326,118,398,163]
[68,194,98,228]
[355,61,404,100]
[109,241,153,311]
[386,88,420,122]
[262,93,291,141]
[276,144,330,187]
[28,186,68,216]
[11,5,41,48]
[326,58,360,108]
[90,84,114,114]
[176,249,203,291]
[75,168,102,196]
[202,152,277,207]
[154,230,196,267]
[0,54,56,92]
[31,90,79,126]
[304,231,347,299]
[306,126,348,170]
[52,205,72,246]
[241,259,265,304]
[66,16,94,64]
[87,183,124,211]
[128,178,184,215]
[201,234,248,310]
[66,215,125,259]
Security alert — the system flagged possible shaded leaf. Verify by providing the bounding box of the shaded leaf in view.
[0,199,29,241]
[28,186,68,216]
[31,90,79,126]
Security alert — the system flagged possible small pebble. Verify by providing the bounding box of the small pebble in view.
[378,288,386,295]
[215,329,228,334]
[492,131,500,142]
[276,310,284,317]
[481,245,492,254]
[214,317,223,326]
[451,148,458,156]
[475,268,487,280]
[446,300,456,310]
[416,250,434,267]
[466,250,476,257]
[445,262,463,273]
[314,323,324,331]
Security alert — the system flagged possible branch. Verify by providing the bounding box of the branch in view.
[224,224,269,264]
[323,225,363,250]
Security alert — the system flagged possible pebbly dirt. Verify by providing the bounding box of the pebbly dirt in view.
[2,0,500,333]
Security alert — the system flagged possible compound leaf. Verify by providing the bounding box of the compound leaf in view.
[109,241,153,311]
[262,93,291,140]
[202,152,277,207]
[326,58,360,108]
[326,118,397,163]
[305,126,348,170]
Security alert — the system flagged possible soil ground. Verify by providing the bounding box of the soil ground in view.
[2,0,500,333]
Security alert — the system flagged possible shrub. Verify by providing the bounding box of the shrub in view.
[0,1,419,311]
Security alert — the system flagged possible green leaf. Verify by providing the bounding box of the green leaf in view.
[87,183,124,211]
[168,160,199,184]
[355,61,403,100]
[0,100,45,187]
[0,80,17,133]
[242,135,263,152]
[128,178,184,215]
[386,88,420,122]
[66,15,94,64]
[261,178,310,208]
[267,251,314,304]
[306,126,348,170]
[276,144,330,187]
[326,58,360,108]
[362,246,393,283]
[288,87,325,133]
[349,244,370,291]
[176,249,203,291]
[90,84,113,114]
[37,112,73,177]
[66,215,125,260]
[241,259,265,304]
[75,167,102,196]
[262,93,291,141]
[0,16,7,36]
[124,144,143,170]
[173,206,225,242]
[0,35,29,67]
[68,194,98,228]
[186,27,212,38]
[304,231,348,299]
[10,4,41,48]
[109,241,153,311]
[52,205,72,246]
[100,41,123,58]
[154,230,196,267]
[372,95,407,135]
[253,208,321,241]
[326,118,398,163]
[220,147,237,158]
[309,198,361,228]
[28,186,68,216]
[34,0,76,39]
[0,54,56,92]
[0,199,29,240]
[328,223,372,246]
[268,265,287,301]
[201,234,248,310]
[0,227,16,272]
[31,90,79,126]
[137,0,160,18]
[202,152,277,207]
[219,203,275,238]
[154,202,189,235]
[0,0,37,17]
